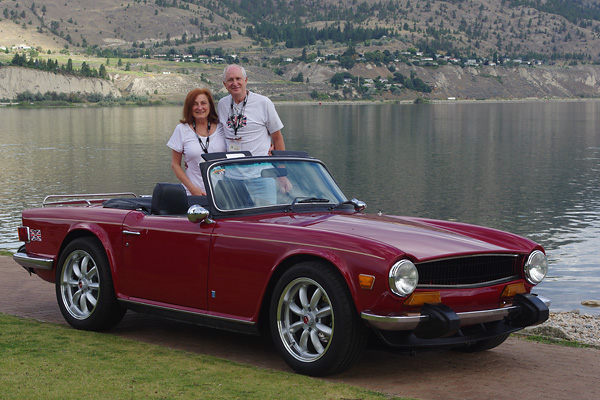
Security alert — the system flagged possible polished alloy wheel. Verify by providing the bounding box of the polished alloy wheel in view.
[59,249,100,320]
[276,277,334,363]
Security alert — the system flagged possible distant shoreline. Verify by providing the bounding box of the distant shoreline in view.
[4,96,600,109]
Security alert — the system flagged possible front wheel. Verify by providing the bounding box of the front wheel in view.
[56,237,126,331]
[270,261,368,376]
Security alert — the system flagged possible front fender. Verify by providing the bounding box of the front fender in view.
[267,246,394,317]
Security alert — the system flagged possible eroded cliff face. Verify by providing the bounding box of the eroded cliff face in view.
[429,65,600,99]
[0,67,121,99]
[351,63,600,100]
[2,63,600,102]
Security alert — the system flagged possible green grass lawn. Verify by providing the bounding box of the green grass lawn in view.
[0,313,410,400]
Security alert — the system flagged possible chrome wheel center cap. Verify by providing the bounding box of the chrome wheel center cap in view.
[302,312,315,327]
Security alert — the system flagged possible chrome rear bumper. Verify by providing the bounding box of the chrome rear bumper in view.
[13,252,54,271]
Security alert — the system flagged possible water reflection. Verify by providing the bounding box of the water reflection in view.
[1,102,599,313]
[278,101,600,314]
[0,107,178,251]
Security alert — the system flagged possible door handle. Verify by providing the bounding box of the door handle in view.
[123,230,141,236]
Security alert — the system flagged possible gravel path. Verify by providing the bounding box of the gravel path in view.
[522,310,600,347]
[2,255,600,400]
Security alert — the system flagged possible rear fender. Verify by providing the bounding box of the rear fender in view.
[59,224,119,281]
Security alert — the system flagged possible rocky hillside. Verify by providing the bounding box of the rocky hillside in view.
[4,1,600,102]
[0,66,120,100]
[390,63,600,100]
[3,62,600,103]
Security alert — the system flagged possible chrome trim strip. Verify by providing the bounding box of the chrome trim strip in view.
[13,252,54,271]
[361,296,551,331]
[417,276,519,289]
[119,299,255,325]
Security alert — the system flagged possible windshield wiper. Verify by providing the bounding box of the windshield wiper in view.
[297,197,330,204]
[287,197,330,212]
[329,198,367,212]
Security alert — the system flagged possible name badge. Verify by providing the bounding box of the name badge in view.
[228,143,242,152]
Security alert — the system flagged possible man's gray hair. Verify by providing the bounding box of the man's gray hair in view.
[223,64,247,82]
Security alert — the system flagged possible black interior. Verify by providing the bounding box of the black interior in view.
[103,183,208,215]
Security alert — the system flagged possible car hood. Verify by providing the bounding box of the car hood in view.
[266,212,537,262]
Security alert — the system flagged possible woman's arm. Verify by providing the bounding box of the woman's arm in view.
[171,150,206,195]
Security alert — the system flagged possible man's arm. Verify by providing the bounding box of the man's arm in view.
[270,130,292,192]
[271,130,285,151]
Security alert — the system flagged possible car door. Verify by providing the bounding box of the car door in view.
[118,211,213,310]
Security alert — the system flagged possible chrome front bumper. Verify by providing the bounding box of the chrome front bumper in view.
[362,294,551,332]
[13,252,54,271]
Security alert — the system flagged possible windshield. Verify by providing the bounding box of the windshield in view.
[207,159,347,211]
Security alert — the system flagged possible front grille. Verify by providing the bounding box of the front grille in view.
[417,255,522,287]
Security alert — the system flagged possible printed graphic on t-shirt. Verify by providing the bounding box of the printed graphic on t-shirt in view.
[227,114,247,132]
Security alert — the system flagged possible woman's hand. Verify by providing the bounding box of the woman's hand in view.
[189,186,207,196]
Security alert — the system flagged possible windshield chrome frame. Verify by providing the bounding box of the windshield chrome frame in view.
[201,156,347,215]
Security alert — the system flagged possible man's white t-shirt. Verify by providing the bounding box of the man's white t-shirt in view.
[167,122,227,194]
[217,91,284,157]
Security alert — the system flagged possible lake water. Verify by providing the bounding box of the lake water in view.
[1,102,599,314]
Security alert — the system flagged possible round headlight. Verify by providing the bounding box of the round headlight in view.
[388,260,419,297]
[524,250,548,285]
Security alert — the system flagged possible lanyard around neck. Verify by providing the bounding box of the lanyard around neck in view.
[192,120,211,153]
[229,92,248,135]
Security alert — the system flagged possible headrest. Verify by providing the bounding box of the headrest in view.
[151,183,188,215]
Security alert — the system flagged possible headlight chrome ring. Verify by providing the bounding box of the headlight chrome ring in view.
[388,259,419,297]
[524,250,548,285]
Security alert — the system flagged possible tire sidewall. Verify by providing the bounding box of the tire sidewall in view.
[270,261,364,376]
[55,237,124,331]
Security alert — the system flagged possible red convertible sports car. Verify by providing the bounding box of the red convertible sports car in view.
[13,151,550,376]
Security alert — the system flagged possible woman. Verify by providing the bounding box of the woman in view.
[167,88,226,195]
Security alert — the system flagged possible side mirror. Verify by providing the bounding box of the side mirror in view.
[187,205,214,224]
[351,199,366,212]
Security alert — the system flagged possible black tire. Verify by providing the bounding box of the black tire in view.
[270,261,368,376]
[55,237,126,331]
[458,333,510,353]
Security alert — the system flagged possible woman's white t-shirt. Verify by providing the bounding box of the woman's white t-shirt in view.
[167,122,227,194]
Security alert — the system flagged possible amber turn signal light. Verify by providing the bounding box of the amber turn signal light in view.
[405,291,442,306]
[358,274,375,290]
[501,282,526,298]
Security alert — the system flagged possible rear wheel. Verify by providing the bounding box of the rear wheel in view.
[270,261,368,376]
[56,237,125,331]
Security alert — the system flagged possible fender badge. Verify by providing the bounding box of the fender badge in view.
[30,229,42,241]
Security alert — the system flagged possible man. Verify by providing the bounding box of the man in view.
[218,64,286,156]
[217,64,291,203]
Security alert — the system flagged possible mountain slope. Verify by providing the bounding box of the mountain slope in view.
[3,0,600,62]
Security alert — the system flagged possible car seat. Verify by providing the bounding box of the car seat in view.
[151,183,189,215]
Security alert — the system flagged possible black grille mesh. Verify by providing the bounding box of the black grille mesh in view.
[417,255,522,286]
